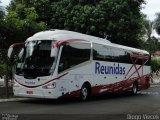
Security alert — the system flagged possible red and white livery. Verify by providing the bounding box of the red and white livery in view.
[8,29,151,100]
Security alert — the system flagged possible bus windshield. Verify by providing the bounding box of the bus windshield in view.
[16,40,57,78]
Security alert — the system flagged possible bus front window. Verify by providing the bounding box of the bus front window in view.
[16,40,57,78]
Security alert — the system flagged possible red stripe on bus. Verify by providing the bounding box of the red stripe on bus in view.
[59,74,150,99]
[14,72,68,88]
[9,43,24,48]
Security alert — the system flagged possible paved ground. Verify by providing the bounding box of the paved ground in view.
[0,87,160,120]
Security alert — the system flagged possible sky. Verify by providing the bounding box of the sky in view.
[141,0,160,38]
[0,0,10,7]
[141,0,160,21]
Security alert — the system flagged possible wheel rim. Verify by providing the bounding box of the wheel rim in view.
[81,87,88,100]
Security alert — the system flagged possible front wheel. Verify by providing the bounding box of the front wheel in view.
[80,85,89,101]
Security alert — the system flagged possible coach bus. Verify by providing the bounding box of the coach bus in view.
[8,29,151,100]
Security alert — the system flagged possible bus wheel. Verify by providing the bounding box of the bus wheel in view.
[80,84,90,101]
[131,82,138,95]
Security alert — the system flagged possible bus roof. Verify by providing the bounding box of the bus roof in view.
[27,29,149,55]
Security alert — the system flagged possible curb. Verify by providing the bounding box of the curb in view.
[150,83,160,87]
[0,98,30,102]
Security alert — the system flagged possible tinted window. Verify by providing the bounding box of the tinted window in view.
[112,48,131,63]
[58,42,91,73]
[16,40,55,77]
[93,44,114,61]
[93,43,131,63]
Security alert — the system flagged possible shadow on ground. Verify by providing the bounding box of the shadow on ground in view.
[18,91,148,105]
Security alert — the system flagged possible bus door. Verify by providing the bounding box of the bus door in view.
[57,40,91,95]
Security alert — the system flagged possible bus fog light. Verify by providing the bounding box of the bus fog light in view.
[42,82,56,89]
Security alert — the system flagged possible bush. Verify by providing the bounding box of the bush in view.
[151,57,160,72]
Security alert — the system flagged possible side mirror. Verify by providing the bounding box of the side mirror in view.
[7,47,13,58]
[7,43,24,59]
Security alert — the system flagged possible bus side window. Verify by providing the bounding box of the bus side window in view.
[93,44,113,61]
[93,44,132,64]
[112,48,131,63]
[58,42,91,73]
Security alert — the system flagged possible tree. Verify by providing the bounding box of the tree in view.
[142,19,153,53]
[0,1,6,58]
[48,0,146,48]
[0,1,47,78]
[0,1,7,77]
[4,2,47,47]
[142,18,160,54]
[154,13,160,35]
[7,0,146,48]
[0,0,5,45]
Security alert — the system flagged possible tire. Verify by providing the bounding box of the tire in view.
[131,82,138,95]
[80,84,90,101]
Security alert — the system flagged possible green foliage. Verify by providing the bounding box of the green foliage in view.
[141,17,160,55]
[143,19,153,40]
[141,19,160,54]
[2,2,47,49]
[154,13,160,35]
[151,57,160,72]
[0,4,7,64]
[46,0,145,48]
[142,37,160,54]
[6,0,145,48]
[2,0,147,48]
[0,1,47,77]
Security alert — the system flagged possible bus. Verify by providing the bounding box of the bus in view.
[8,29,151,100]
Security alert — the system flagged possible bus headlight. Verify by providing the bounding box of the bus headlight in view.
[42,82,56,89]
[13,82,20,87]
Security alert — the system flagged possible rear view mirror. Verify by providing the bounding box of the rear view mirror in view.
[7,47,13,58]
[7,43,24,59]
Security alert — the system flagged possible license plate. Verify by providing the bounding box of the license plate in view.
[26,91,33,94]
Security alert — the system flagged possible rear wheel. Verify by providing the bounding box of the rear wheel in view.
[80,85,90,101]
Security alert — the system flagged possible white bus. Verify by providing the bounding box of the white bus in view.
[8,29,151,100]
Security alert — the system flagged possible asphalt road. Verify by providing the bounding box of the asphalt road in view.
[0,87,160,120]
